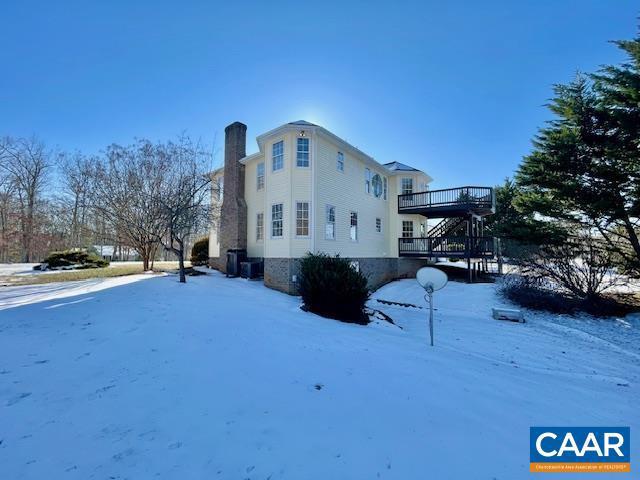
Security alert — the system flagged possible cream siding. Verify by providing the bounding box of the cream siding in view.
[244,154,265,258]
[238,123,433,260]
[314,133,390,258]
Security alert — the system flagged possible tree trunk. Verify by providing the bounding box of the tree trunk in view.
[142,252,150,271]
[177,246,186,283]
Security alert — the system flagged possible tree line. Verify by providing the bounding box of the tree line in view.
[488,29,640,309]
[0,135,216,283]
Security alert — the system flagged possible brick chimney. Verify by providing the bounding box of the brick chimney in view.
[217,122,247,270]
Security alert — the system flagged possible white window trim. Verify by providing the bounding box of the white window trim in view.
[372,173,383,198]
[256,212,264,242]
[365,168,371,194]
[271,203,284,239]
[295,137,310,168]
[401,177,414,195]
[325,204,336,241]
[350,211,358,242]
[402,220,414,238]
[295,201,310,238]
[257,162,265,190]
[272,139,285,173]
[336,151,344,172]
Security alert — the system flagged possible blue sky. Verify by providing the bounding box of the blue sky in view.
[1,1,637,188]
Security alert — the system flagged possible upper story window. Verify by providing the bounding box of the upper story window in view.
[337,152,344,172]
[383,177,388,200]
[372,174,383,198]
[350,211,358,241]
[325,205,335,240]
[296,138,310,167]
[256,213,264,241]
[257,162,265,190]
[365,168,371,194]
[376,217,382,233]
[272,141,284,172]
[401,177,413,195]
[296,202,309,236]
[271,203,283,238]
[402,220,414,238]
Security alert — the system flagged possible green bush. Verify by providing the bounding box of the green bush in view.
[190,237,209,266]
[43,250,109,269]
[299,253,370,324]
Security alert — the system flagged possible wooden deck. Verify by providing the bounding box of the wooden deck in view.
[398,236,496,259]
[398,186,495,217]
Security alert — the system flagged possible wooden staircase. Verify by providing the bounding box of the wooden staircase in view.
[397,186,498,280]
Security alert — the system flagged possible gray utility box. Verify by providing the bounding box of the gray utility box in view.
[226,249,247,277]
[240,261,263,279]
[492,307,525,323]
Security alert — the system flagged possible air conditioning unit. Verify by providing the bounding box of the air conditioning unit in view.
[240,261,263,279]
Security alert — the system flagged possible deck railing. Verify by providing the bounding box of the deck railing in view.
[398,186,494,212]
[398,236,495,258]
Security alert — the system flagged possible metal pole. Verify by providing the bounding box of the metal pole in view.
[426,288,434,346]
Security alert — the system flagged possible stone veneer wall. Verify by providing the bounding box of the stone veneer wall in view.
[263,257,430,295]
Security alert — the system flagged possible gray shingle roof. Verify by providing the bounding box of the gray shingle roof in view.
[383,161,420,172]
[288,120,318,127]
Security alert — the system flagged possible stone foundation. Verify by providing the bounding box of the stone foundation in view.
[263,257,430,295]
[263,258,301,294]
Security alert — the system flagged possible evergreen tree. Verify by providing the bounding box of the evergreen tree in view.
[516,31,640,273]
[486,178,564,246]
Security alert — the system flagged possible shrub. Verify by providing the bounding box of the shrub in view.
[299,253,370,324]
[498,275,578,314]
[42,250,109,269]
[498,274,634,317]
[511,232,615,304]
[190,237,209,266]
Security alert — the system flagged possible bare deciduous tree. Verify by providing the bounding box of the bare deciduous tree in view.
[91,142,167,271]
[0,136,50,262]
[58,152,98,248]
[154,137,212,283]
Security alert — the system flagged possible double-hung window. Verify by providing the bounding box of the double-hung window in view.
[257,162,265,190]
[350,212,358,241]
[365,168,371,194]
[271,204,283,238]
[296,202,309,236]
[272,141,284,172]
[256,213,264,241]
[401,177,413,195]
[402,220,414,238]
[337,152,344,172]
[325,205,336,240]
[296,138,310,167]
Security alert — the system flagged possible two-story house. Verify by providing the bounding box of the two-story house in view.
[209,120,502,293]
[209,120,436,293]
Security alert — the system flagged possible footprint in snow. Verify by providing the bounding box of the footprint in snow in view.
[168,442,182,450]
[6,392,31,406]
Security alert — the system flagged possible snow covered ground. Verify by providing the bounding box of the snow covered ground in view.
[0,271,638,479]
[0,273,161,311]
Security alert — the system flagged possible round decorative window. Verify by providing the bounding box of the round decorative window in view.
[372,174,383,198]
